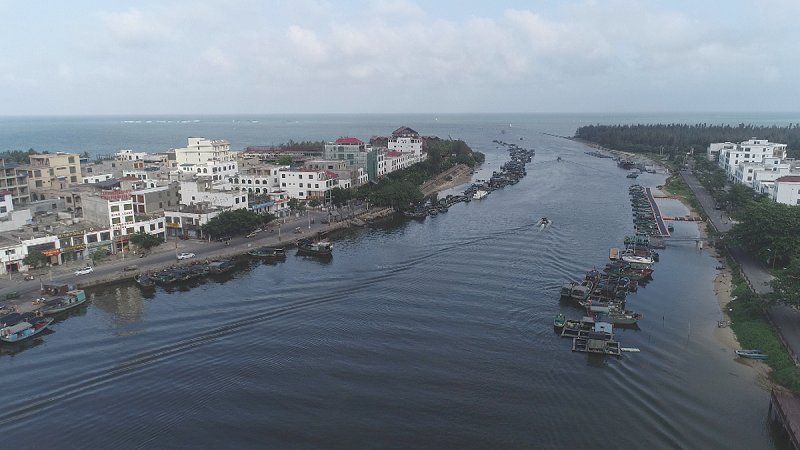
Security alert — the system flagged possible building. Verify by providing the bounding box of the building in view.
[174,137,233,166]
[27,152,82,200]
[278,168,339,200]
[773,176,800,206]
[164,203,227,239]
[131,183,180,214]
[81,190,136,252]
[323,138,374,170]
[179,180,248,210]
[0,159,30,206]
[716,138,788,182]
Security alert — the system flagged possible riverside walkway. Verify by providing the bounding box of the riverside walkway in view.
[644,187,670,237]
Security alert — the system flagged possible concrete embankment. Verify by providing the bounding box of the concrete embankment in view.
[0,206,395,314]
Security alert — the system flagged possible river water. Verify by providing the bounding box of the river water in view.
[0,114,785,448]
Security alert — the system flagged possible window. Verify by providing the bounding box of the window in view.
[150,224,156,231]
[299,183,304,188]
[299,192,304,197]
[124,204,132,210]
[315,184,319,188]
[281,174,286,178]
[0,206,5,213]
[112,217,121,224]
[111,205,120,212]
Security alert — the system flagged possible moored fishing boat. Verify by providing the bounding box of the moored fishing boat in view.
[247,246,286,260]
[39,290,87,315]
[296,239,333,258]
[472,190,488,200]
[207,259,237,274]
[0,317,53,343]
[135,273,156,288]
[554,313,566,329]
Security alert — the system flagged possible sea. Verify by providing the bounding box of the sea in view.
[1,113,796,448]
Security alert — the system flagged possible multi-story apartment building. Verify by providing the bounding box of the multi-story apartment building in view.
[27,152,82,200]
[324,138,374,169]
[0,159,30,206]
[278,168,339,200]
[131,183,180,214]
[715,138,788,181]
[174,137,233,166]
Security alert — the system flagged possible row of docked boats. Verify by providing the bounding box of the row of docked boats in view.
[555,199,663,357]
[0,289,87,344]
[402,143,535,219]
[629,184,659,236]
[135,239,333,289]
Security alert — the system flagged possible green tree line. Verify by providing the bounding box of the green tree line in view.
[575,123,800,159]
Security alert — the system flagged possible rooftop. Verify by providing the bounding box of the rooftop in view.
[335,137,364,145]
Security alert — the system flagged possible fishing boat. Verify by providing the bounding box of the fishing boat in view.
[537,217,551,228]
[39,289,87,315]
[247,246,287,260]
[621,254,654,266]
[472,190,488,200]
[207,259,237,274]
[626,172,640,179]
[135,273,156,289]
[735,349,768,360]
[604,309,643,325]
[554,313,566,329]
[0,317,53,343]
[296,239,333,258]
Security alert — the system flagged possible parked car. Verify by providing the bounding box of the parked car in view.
[75,266,94,276]
[177,252,195,260]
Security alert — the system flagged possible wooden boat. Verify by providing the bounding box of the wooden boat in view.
[554,313,566,329]
[296,239,333,258]
[207,259,237,274]
[135,274,156,288]
[0,317,53,343]
[39,290,87,315]
[735,349,768,360]
[472,190,488,200]
[247,246,287,260]
[604,309,642,325]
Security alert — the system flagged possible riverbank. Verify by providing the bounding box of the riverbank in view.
[1,165,476,315]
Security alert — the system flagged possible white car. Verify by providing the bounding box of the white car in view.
[177,252,195,260]
[75,266,94,276]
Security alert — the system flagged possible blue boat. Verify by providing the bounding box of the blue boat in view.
[0,317,54,343]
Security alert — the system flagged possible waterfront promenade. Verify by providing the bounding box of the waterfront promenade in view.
[0,203,390,312]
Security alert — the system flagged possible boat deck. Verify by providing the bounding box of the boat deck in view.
[572,337,621,356]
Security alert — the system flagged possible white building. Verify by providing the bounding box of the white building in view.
[115,149,149,161]
[773,176,800,206]
[278,168,339,200]
[734,157,792,188]
[717,138,788,182]
[179,180,249,210]
[174,137,233,166]
[388,136,423,157]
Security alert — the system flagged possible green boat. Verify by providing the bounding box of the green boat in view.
[554,313,567,328]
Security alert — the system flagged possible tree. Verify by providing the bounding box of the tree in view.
[329,187,352,207]
[201,209,274,238]
[308,199,321,208]
[22,251,48,269]
[128,231,164,251]
[90,250,109,264]
[773,257,800,306]
[277,155,293,166]
[727,201,800,267]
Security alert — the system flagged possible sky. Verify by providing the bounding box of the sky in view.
[1,0,798,115]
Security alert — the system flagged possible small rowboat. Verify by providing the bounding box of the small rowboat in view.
[735,349,768,360]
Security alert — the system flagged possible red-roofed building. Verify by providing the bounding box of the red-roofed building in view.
[335,137,364,145]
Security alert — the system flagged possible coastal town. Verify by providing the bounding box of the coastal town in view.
[0,126,432,279]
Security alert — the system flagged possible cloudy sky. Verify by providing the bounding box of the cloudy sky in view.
[1,0,797,115]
